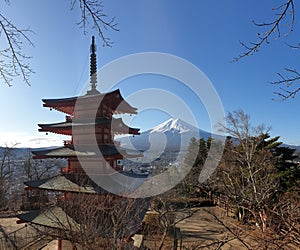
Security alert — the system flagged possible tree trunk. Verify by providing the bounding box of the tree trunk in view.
[259,210,267,232]
[158,229,168,250]
[112,226,118,250]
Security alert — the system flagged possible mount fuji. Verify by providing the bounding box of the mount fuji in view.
[118,118,217,152]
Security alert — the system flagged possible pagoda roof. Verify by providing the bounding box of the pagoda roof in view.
[24,174,99,194]
[17,205,80,231]
[38,117,140,136]
[24,172,149,194]
[17,202,149,236]
[32,146,95,159]
[42,89,137,115]
[31,145,143,159]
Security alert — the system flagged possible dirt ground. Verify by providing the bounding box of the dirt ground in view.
[0,217,57,250]
[0,217,24,233]
[176,206,258,249]
[142,206,258,249]
[0,207,258,250]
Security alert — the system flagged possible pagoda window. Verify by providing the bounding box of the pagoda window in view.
[104,128,111,137]
[95,135,102,144]
[95,127,101,134]
[104,134,110,143]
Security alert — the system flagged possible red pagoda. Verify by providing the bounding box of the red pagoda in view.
[34,36,140,174]
[17,37,147,249]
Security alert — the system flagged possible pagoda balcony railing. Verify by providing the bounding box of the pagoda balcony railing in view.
[64,140,120,146]
[61,167,85,174]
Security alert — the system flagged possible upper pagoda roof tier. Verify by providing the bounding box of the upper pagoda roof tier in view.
[42,89,137,115]
[38,117,140,136]
[31,145,143,159]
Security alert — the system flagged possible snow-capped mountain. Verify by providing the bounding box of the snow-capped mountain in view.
[118,118,213,152]
[150,118,194,134]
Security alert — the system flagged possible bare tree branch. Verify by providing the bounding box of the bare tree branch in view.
[0,10,34,86]
[272,68,300,100]
[0,0,118,86]
[233,0,300,99]
[285,41,300,49]
[0,143,18,209]
[70,0,119,47]
[234,0,294,61]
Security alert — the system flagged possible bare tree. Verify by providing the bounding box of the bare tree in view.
[0,0,118,86]
[146,190,198,250]
[218,110,280,232]
[23,155,63,181]
[27,189,149,250]
[0,144,16,209]
[273,192,300,249]
[235,0,300,99]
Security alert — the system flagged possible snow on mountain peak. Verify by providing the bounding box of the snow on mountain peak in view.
[150,118,196,134]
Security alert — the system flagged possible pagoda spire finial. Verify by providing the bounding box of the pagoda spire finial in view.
[89,36,98,92]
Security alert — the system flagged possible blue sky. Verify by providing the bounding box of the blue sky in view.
[0,0,299,147]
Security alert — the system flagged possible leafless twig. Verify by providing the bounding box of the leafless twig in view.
[234,0,294,61]
[0,10,34,86]
[70,0,119,47]
[233,1,300,99]
[0,0,118,86]
[272,68,300,100]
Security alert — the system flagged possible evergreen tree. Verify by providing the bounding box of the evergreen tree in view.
[273,146,300,192]
[179,137,212,197]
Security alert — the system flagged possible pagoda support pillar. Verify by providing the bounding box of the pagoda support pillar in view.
[57,238,62,250]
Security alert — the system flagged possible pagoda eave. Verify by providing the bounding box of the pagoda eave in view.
[38,128,72,136]
[114,131,140,135]
[42,89,138,115]
[43,104,74,115]
[38,118,140,136]
[112,109,137,115]
[32,155,75,160]
[32,146,123,159]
